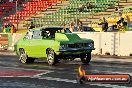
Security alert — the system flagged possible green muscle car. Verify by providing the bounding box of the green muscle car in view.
[14,27,95,65]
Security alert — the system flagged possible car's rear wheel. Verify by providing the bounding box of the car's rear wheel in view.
[19,49,34,63]
[47,49,57,65]
[80,52,91,64]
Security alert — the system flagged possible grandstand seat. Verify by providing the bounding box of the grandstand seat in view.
[4,0,58,24]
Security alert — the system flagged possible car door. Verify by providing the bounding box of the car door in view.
[22,31,33,56]
[30,30,53,58]
[27,30,41,57]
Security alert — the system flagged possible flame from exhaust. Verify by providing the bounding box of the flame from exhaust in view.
[78,65,86,76]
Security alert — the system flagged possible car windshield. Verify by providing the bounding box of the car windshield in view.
[41,27,72,38]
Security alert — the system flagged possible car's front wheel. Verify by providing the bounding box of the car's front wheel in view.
[80,52,91,64]
[47,49,58,65]
[19,49,34,63]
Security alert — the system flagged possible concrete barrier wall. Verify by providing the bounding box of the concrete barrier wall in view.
[1,32,132,56]
[119,32,132,56]
[74,31,132,56]
[10,33,24,50]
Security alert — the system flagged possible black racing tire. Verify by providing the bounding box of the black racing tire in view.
[46,49,58,65]
[28,57,35,63]
[80,52,91,64]
[19,49,34,64]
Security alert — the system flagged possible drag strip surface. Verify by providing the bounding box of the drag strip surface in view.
[0,55,131,88]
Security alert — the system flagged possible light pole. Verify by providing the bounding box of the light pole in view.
[118,0,120,6]
[16,0,18,30]
[75,1,79,31]
[63,6,68,27]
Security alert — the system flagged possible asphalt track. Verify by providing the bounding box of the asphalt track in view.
[0,55,132,88]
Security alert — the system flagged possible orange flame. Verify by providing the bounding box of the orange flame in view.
[78,65,86,76]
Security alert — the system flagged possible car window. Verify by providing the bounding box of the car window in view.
[25,31,33,39]
[41,27,72,39]
[41,30,49,38]
[32,30,42,39]
[42,30,56,39]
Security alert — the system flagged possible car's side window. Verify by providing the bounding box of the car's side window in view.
[32,30,42,39]
[48,30,56,38]
[41,30,49,38]
[25,31,33,39]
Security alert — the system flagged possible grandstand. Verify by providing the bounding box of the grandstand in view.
[0,0,132,32]
[81,0,132,29]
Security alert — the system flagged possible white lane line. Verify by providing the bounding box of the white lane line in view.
[39,77,77,84]
[33,71,53,78]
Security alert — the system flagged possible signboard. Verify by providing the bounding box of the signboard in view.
[0,34,8,50]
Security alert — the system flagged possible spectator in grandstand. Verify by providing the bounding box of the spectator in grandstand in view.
[122,18,129,31]
[118,8,122,17]
[115,6,123,17]
[117,19,123,30]
[78,20,83,32]
[69,22,74,32]
[78,4,85,12]
[29,22,35,29]
[2,25,6,33]
[73,19,83,32]
[126,15,132,28]
[115,7,118,11]
[10,24,16,33]
[86,2,94,9]
[3,24,11,33]
[98,17,108,32]
[117,17,129,31]
[123,21,129,31]
[108,25,117,31]
[73,20,78,32]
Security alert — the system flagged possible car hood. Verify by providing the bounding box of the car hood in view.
[55,33,93,44]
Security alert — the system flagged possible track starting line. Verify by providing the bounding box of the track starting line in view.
[0,67,52,77]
